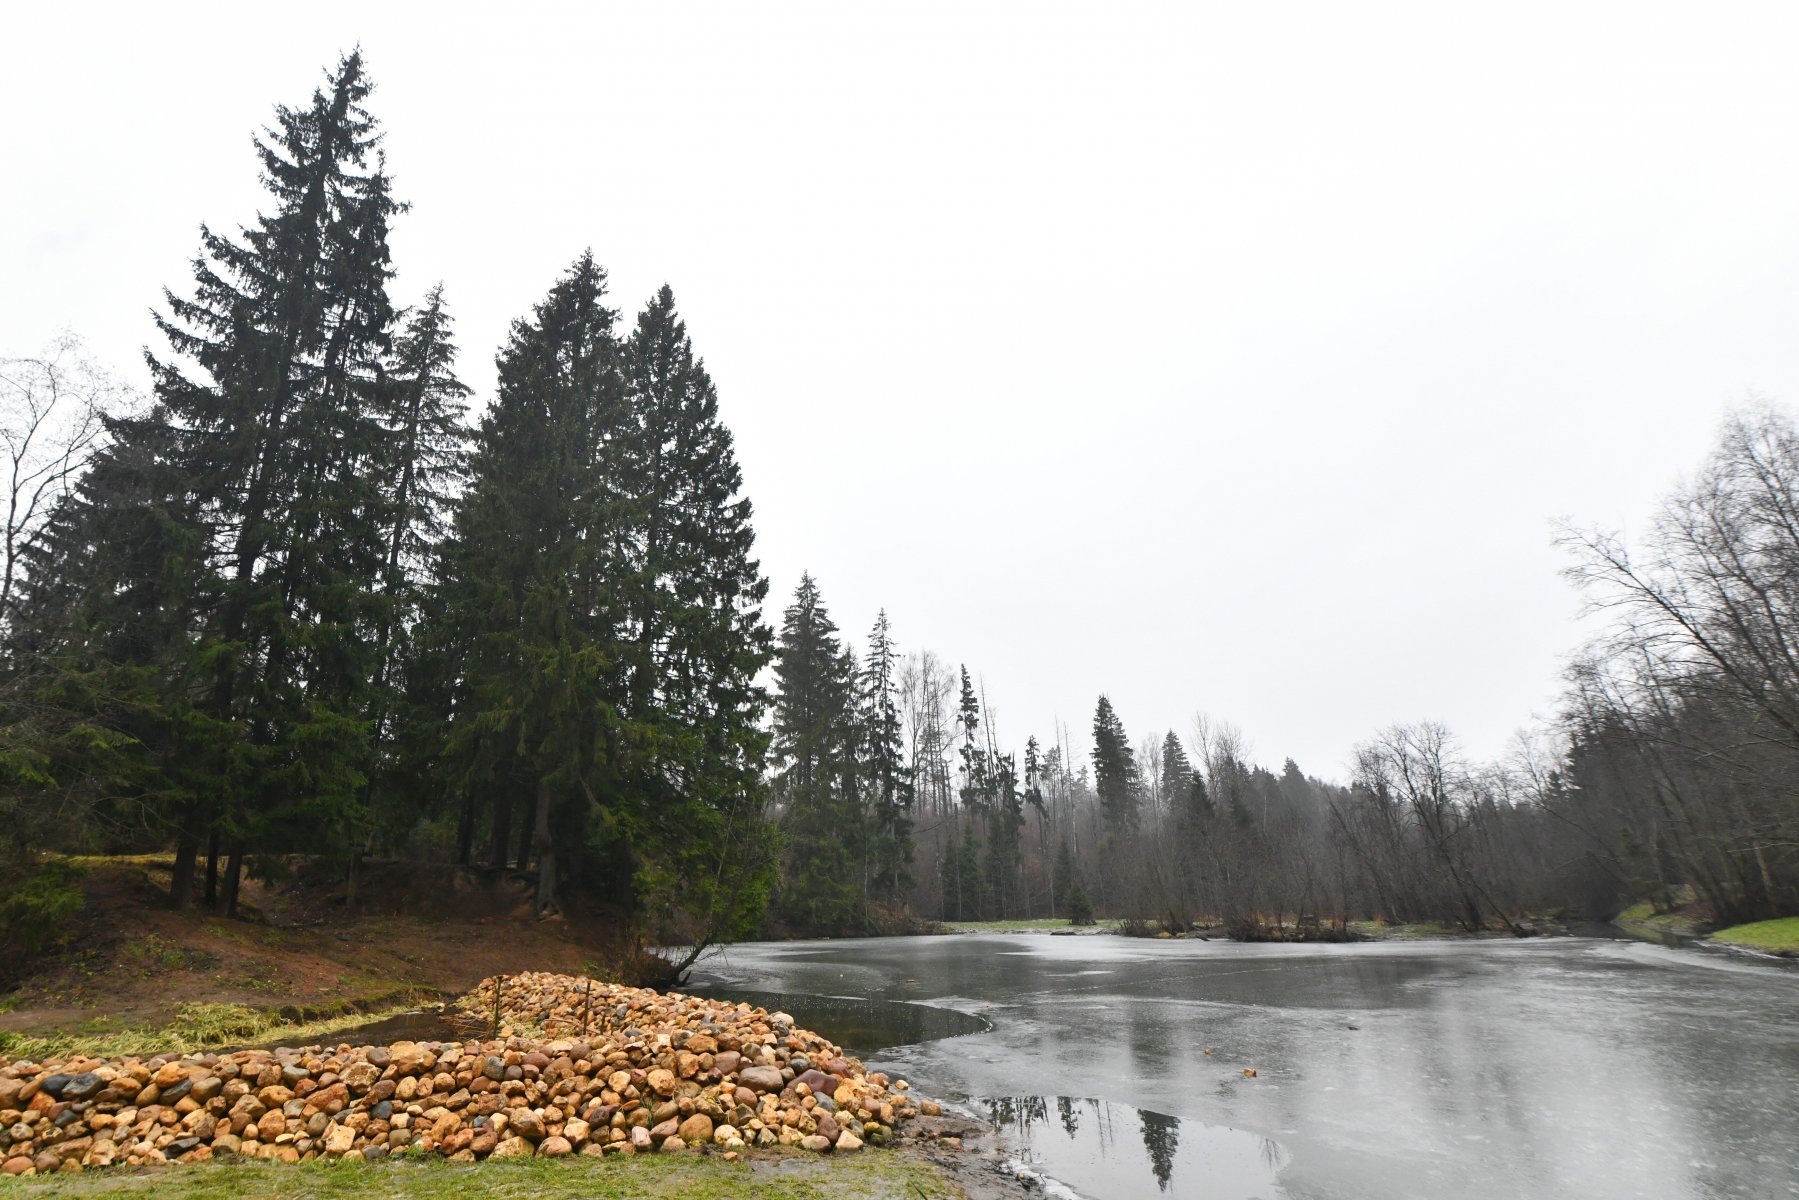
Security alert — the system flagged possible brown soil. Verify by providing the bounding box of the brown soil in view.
[0,856,662,1040]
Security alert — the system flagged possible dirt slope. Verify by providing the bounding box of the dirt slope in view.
[0,857,661,1041]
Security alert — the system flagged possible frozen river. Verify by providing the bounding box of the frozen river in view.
[686,932,1799,1200]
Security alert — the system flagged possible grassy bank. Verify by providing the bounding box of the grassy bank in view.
[1709,916,1799,955]
[1612,901,1702,940]
[0,1152,965,1199]
[0,999,427,1063]
[938,918,1114,933]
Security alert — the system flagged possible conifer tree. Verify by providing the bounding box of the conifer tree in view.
[1091,695,1139,837]
[143,51,403,910]
[984,751,1024,917]
[347,284,470,901]
[958,822,986,920]
[437,253,622,917]
[1162,731,1194,812]
[1052,837,1077,915]
[938,833,964,921]
[613,284,774,945]
[956,666,986,810]
[1025,735,1049,914]
[770,574,861,933]
[377,285,470,628]
[858,610,913,902]
[1173,770,1214,913]
[3,409,220,903]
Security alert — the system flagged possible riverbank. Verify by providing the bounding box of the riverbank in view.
[1709,917,1799,956]
[1610,900,1799,957]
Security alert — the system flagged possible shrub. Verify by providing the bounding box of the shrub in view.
[1068,880,1096,926]
[0,857,86,966]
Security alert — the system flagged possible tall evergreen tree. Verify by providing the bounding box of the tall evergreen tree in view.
[1162,731,1194,811]
[984,750,1024,917]
[859,610,913,903]
[613,285,774,948]
[770,574,861,933]
[142,51,403,910]
[1091,695,1139,837]
[351,284,470,898]
[1172,767,1214,913]
[956,666,986,809]
[436,253,622,917]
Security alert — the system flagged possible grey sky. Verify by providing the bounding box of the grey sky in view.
[6,2,1797,777]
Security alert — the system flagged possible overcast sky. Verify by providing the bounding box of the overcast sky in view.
[6,2,1798,778]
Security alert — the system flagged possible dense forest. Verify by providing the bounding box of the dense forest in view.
[2,56,1794,957]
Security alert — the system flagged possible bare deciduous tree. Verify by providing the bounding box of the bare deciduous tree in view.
[0,334,130,625]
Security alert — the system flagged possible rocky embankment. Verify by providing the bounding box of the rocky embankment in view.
[0,972,944,1177]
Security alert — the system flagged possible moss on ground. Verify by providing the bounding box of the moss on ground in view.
[1613,902,1701,938]
[0,1152,966,1200]
[0,999,426,1063]
[1709,916,1799,955]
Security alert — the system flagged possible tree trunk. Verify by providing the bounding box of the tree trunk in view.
[346,847,362,909]
[488,786,513,871]
[204,832,220,909]
[222,844,244,918]
[514,793,534,871]
[170,802,201,910]
[455,790,476,866]
[532,777,557,917]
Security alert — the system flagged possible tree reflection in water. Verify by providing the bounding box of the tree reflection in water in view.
[1139,1109,1180,1191]
[981,1095,1287,1199]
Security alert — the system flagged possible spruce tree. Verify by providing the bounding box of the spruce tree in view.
[144,51,403,910]
[956,666,986,810]
[436,253,622,917]
[1052,837,1077,915]
[1091,695,1139,837]
[958,822,986,920]
[3,409,221,903]
[984,751,1024,917]
[938,833,964,921]
[858,610,913,903]
[1025,736,1049,914]
[1162,731,1194,812]
[1173,770,1214,914]
[770,574,861,933]
[352,284,470,897]
[613,284,774,944]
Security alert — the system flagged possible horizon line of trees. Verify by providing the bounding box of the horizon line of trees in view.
[765,408,1799,935]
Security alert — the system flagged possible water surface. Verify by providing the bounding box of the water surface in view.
[687,933,1799,1200]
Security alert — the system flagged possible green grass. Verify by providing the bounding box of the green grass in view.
[0,1000,427,1063]
[1346,920,1458,940]
[1710,916,1799,954]
[0,1152,964,1199]
[940,917,1115,932]
[1613,902,1701,937]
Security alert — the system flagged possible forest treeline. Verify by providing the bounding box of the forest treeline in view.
[2,56,1794,957]
[766,405,1799,938]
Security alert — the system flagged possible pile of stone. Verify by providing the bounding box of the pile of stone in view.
[0,972,940,1176]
